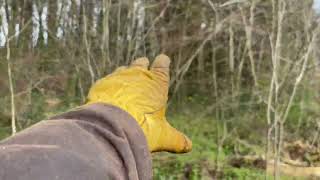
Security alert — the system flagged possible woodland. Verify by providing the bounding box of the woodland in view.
[0,0,320,179]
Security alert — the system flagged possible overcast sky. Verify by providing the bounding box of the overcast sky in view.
[314,0,320,12]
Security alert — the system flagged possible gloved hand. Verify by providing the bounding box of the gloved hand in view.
[86,54,192,153]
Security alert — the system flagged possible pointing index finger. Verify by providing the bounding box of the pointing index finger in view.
[130,57,150,69]
[150,54,171,77]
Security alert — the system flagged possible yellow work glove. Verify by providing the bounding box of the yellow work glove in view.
[87,54,192,153]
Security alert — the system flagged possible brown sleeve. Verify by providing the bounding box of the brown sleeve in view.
[0,103,152,180]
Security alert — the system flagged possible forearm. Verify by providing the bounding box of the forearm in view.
[0,103,152,180]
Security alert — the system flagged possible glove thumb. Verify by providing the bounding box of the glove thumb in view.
[144,109,192,153]
[156,120,192,153]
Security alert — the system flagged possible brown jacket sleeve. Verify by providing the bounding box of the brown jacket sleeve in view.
[0,103,152,180]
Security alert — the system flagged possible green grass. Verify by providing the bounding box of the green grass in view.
[0,126,10,140]
[152,113,300,180]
